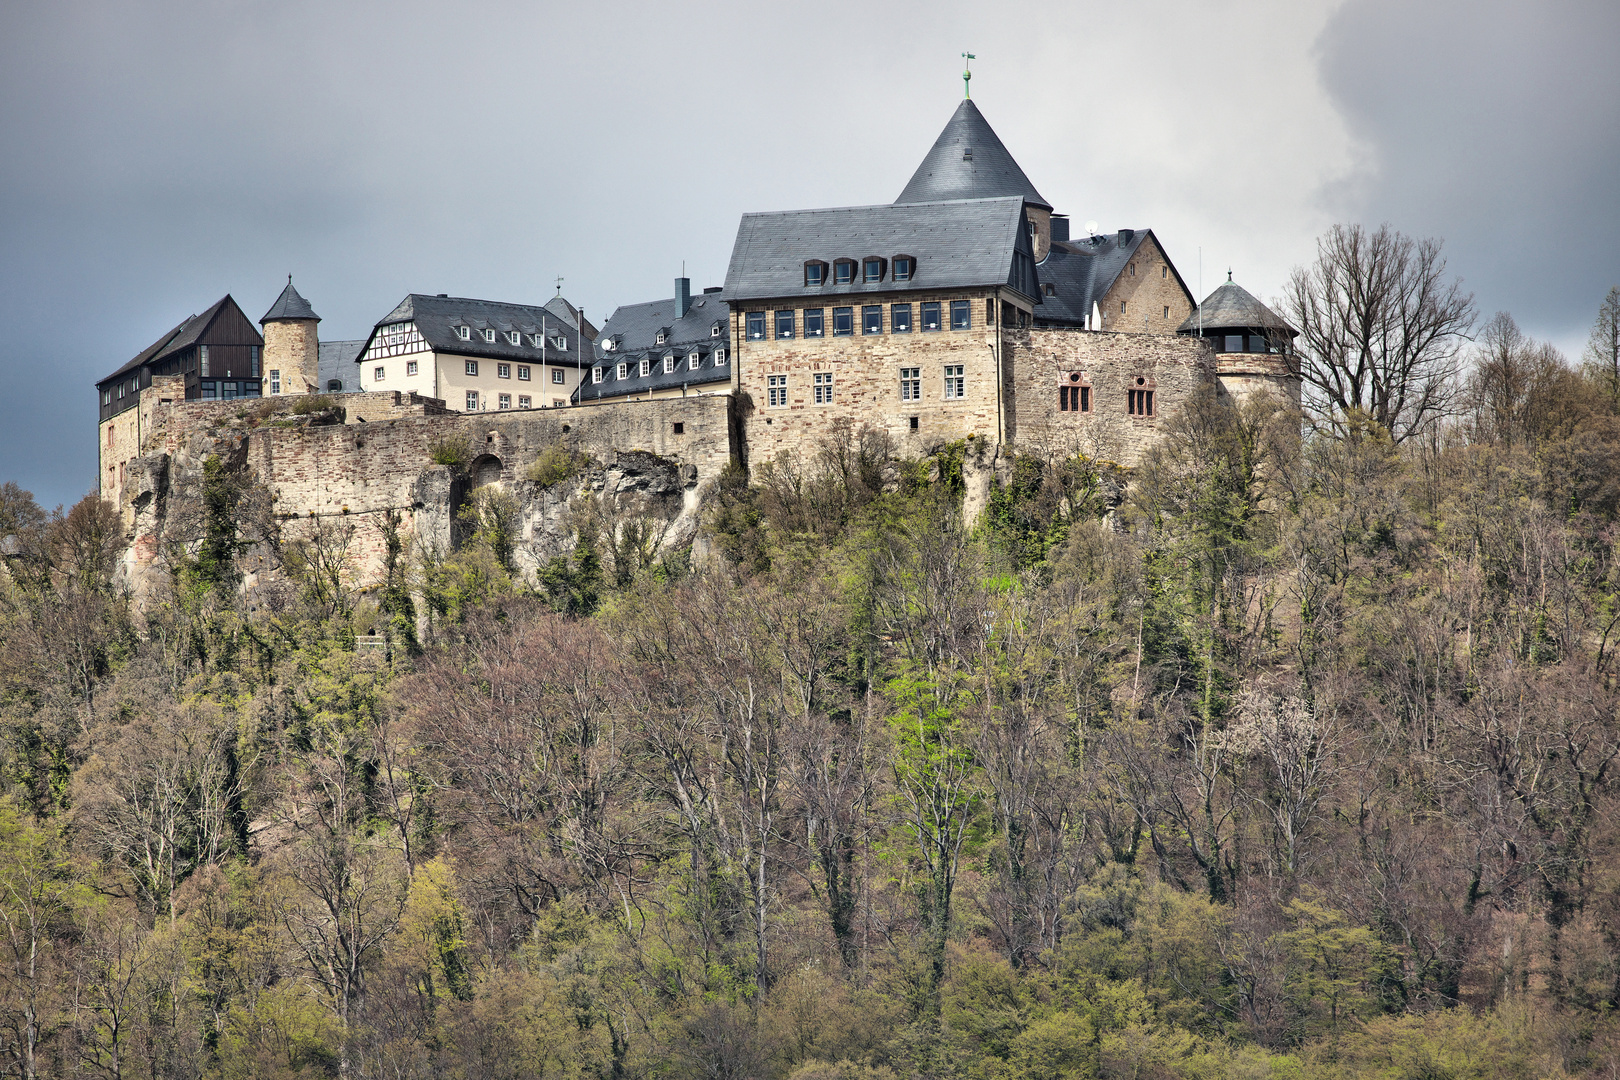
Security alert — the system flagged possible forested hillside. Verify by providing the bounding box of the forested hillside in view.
[3,287,1620,1079]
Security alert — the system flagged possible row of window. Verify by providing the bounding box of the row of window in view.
[748,300,975,341]
[371,360,568,383]
[451,325,570,349]
[464,392,570,411]
[591,349,728,384]
[803,256,916,287]
[198,379,261,401]
[765,364,967,407]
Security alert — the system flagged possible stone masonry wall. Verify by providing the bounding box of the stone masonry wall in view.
[1095,234,1196,336]
[262,319,319,394]
[1005,328,1214,466]
[115,390,736,611]
[733,290,1008,464]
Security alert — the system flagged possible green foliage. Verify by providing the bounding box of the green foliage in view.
[289,393,336,416]
[525,441,589,487]
[427,434,474,467]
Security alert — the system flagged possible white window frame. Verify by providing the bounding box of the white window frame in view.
[900,367,920,402]
[814,371,834,404]
[617,362,629,380]
[518,394,531,408]
[269,370,281,395]
[406,360,418,376]
[664,354,676,374]
[374,365,385,381]
[498,393,511,409]
[943,364,965,400]
[714,348,727,366]
[592,366,603,384]
[465,360,479,376]
[517,365,530,380]
[767,373,788,407]
[498,363,511,379]
[457,325,470,341]
[551,368,566,384]
[507,331,520,346]
[466,390,479,410]
[639,358,651,377]
[483,328,496,343]
[689,352,701,371]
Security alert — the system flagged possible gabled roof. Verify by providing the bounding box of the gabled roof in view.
[1178,278,1295,335]
[578,292,731,403]
[1032,231,1150,327]
[542,296,599,339]
[357,294,593,367]
[724,196,1040,304]
[895,100,1051,210]
[99,294,240,384]
[261,278,320,323]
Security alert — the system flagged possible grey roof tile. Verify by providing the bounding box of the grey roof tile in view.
[723,197,1038,303]
[99,295,238,384]
[1178,278,1296,334]
[318,340,365,392]
[1032,231,1148,327]
[356,294,596,368]
[577,292,732,403]
[896,100,1050,209]
[261,278,320,323]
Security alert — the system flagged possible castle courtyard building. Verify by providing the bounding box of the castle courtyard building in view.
[578,277,732,404]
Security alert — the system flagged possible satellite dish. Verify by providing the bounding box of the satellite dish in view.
[1084,220,1099,237]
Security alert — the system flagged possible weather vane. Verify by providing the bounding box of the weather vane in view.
[555,275,564,297]
[962,52,975,99]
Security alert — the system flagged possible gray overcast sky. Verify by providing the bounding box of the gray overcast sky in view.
[3,0,1616,509]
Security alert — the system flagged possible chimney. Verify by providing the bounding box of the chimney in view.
[1118,228,1135,246]
[675,277,691,319]
[1050,215,1070,242]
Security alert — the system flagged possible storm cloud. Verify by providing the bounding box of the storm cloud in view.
[1,0,1614,508]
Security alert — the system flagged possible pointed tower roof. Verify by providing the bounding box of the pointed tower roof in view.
[895,99,1051,210]
[260,276,320,323]
[1178,276,1296,335]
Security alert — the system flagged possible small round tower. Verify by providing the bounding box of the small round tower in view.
[1178,273,1301,408]
[260,276,321,395]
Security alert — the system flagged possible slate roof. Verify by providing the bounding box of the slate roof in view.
[356,294,595,368]
[318,340,365,392]
[578,291,732,403]
[543,296,600,339]
[1177,279,1295,335]
[261,278,320,323]
[98,295,239,384]
[1032,231,1147,327]
[895,100,1051,210]
[723,197,1040,304]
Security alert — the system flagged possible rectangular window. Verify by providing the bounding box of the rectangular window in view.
[617,362,628,379]
[1162,265,1168,278]
[863,258,883,283]
[900,367,920,402]
[664,355,677,373]
[803,308,825,337]
[776,309,795,339]
[516,365,530,380]
[1128,388,1155,416]
[498,393,511,409]
[943,364,965,400]
[891,304,913,333]
[221,381,239,400]
[269,370,281,394]
[592,366,603,383]
[834,261,854,285]
[714,349,727,366]
[689,353,701,370]
[508,331,520,346]
[407,360,418,376]
[862,305,883,334]
[893,256,912,281]
[1059,385,1092,412]
[639,358,651,377]
[465,360,479,376]
[102,388,112,406]
[921,302,941,331]
[1224,335,1243,353]
[199,381,216,400]
[832,307,854,335]
[458,325,470,340]
[466,390,479,410]
[746,311,766,339]
[498,363,511,378]
[518,395,531,408]
[814,371,834,404]
[950,300,971,330]
[805,262,825,286]
[552,368,565,384]
[199,345,209,377]
[1120,301,1127,314]
[250,346,260,377]
[1163,306,1170,319]
[767,374,788,407]
[374,365,385,381]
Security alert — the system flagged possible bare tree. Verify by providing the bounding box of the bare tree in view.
[1582,284,1620,408]
[1283,223,1476,442]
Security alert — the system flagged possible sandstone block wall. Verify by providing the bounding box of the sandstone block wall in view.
[1094,234,1196,335]
[732,291,1008,462]
[1005,328,1213,466]
[263,320,319,394]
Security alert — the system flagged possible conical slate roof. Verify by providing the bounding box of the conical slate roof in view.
[895,100,1051,210]
[1179,278,1295,335]
[260,277,320,323]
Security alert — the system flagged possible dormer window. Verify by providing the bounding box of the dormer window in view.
[603,336,618,352]
[804,261,828,287]
[592,365,603,384]
[711,321,722,338]
[833,259,857,285]
[482,329,496,343]
[531,333,544,347]
[617,362,628,380]
[689,351,701,370]
[714,348,727,366]
[664,354,676,374]
[892,256,914,282]
[507,331,521,345]
[458,326,471,341]
[640,358,651,377]
[553,334,568,350]
[863,257,885,283]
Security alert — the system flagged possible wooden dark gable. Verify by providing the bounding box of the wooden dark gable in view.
[97,295,265,422]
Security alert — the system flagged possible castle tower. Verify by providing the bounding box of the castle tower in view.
[260,276,321,394]
[895,98,1056,261]
[1178,274,1302,408]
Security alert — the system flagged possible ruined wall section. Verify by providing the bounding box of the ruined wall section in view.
[1005,328,1214,467]
[116,391,736,609]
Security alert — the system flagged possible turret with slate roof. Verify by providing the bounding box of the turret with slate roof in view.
[1177,273,1297,355]
[260,276,321,395]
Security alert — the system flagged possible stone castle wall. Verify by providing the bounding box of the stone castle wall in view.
[262,319,319,394]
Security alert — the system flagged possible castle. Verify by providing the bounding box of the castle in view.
[95,96,1298,601]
